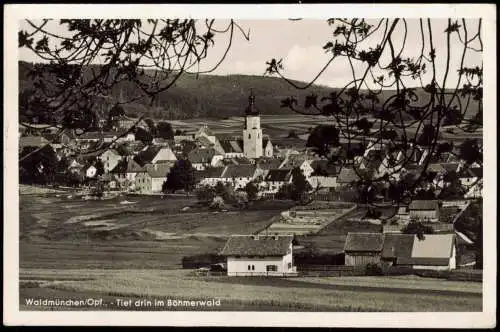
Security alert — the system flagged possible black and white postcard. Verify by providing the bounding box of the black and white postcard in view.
[3,3,496,328]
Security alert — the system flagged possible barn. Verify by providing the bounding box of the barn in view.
[220,235,296,276]
[381,233,457,271]
[408,200,441,222]
[344,232,384,266]
[380,233,415,267]
[403,234,457,271]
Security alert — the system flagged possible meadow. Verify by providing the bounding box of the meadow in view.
[20,193,292,269]
[19,191,482,312]
[19,268,482,312]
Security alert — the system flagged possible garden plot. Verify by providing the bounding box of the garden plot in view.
[260,207,356,236]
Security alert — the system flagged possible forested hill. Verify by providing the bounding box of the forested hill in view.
[19,61,480,121]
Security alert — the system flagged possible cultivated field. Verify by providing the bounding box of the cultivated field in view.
[20,192,295,269]
[260,203,357,236]
[19,269,482,311]
[18,190,482,312]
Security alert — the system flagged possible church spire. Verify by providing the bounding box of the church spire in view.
[245,89,260,116]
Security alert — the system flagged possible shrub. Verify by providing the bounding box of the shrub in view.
[181,254,224,269]
[209,196,225,210]
[234,191,248,209]
[195,186,216,205]
[365,263,383,276]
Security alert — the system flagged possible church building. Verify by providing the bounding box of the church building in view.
[188,91,273,160]
[243,91,265,159]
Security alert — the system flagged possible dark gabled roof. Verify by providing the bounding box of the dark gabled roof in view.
[111,158,143,174]
[231,157,253,165]
[310,160,341,176]
[195,167,225,181]
[344,232,384,252]
[41,133,61,143]
[188,147,217,164]
[257,158,283,170]
[134,145,162,166]
[409,200,439,211]
[219,139,244,154]
[337,167,361,184]
[265,168,292,182]
[263,136,272,147]
[440,163,460,173]
[468,167,483,178]
[281,154,310,168]
[220,235,293,257]
[76,131,118,140]
[141,162,175,178]
[221,164,257,178]
[381,233,415,260]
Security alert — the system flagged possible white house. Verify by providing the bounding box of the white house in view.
[280,156,315,179]
[85,165,97,178]
[196,167,225,187]
[308,160,340,189]
[188,147,223,171]
[220,235,297,276]
[218,164,261,190]
[98,149,122,174]
[263,137,274,158]
[110,158,143,190]
[134,145,177,166]
[135,163,174,194]
[261,169,292,193]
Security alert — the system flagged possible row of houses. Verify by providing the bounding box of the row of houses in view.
[217,232,459,277]
[344,232,456,270]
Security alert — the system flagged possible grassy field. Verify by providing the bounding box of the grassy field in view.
[19,269,482,312]
[20,193,291,269]
[18,191,482,312]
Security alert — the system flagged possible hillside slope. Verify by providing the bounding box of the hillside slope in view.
[19,61,480,121]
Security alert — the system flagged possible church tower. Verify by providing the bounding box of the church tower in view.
[243,90,263,159]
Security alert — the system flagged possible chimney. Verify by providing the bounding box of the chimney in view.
[273,235,279,240]
[252,235,259,240]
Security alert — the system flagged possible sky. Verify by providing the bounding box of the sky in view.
[18,18,483,89]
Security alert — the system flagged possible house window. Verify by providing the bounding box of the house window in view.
[248,134,251,139]
[247,265,251,271]
[288,263,292,269]
[252,265,255,271]
[266,265,277,272]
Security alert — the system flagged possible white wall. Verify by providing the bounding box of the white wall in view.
[99,151,121,174]
[308,176,338,189]
[152,148,177,163]
[151,177,165,193]
[226,244,294,276]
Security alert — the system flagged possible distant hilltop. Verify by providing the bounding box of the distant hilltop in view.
[19,61,480,121]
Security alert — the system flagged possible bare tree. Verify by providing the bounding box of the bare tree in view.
[19,19,249,161]
[265,18,483,214]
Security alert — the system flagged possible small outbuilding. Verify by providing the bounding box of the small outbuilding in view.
[408,200,441,222]
[344,232,384,266]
